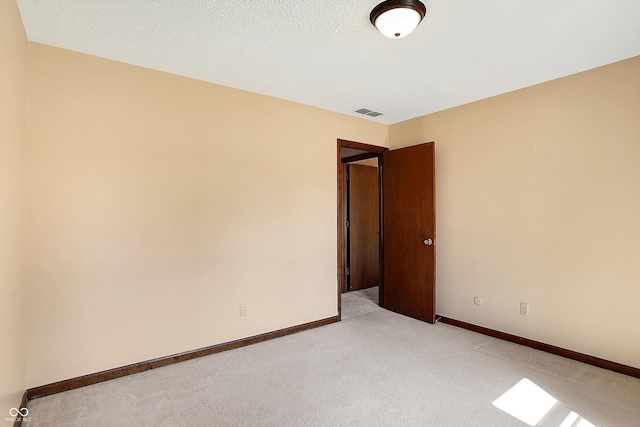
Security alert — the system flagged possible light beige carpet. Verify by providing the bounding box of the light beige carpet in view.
[27,299,640,426]
[341,286,380,320]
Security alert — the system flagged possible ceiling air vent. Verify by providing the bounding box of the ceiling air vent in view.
[355,108,384,118]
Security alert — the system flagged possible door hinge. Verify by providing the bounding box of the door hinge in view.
[345,267,350,275]
[345,220,350,228]
[346,172,349,181]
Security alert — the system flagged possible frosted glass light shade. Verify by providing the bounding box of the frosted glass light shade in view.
[370,0,427,39]
[374,8,422,39]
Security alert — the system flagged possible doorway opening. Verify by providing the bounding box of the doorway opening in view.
[337,139,437,324]
[337,139,387,320]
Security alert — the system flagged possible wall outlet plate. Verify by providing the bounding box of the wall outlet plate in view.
[240,304,247,317]
[520,302,529,316]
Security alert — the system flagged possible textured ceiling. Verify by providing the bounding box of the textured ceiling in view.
[16,0,640,124]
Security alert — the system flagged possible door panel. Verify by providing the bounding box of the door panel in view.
[382,143,436,323]
[349,164,380,291]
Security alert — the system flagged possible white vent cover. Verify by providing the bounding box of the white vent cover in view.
[355,108,384,117]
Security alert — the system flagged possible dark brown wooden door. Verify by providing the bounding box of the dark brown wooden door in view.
[348,164,380,291]
[382,143,436,323]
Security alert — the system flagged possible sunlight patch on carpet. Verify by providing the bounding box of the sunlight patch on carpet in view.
[559,411,580,427]
[492,378,557,426]
[559,411,596,427]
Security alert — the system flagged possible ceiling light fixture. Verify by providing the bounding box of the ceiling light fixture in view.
[370,0,427,39]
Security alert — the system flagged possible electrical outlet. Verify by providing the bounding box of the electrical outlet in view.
[520,302,529,316]
[240,304,247,317]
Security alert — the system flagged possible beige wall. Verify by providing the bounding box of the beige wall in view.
[390,56,640,368]
[25,43,388,387]
[0,0,28,415]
